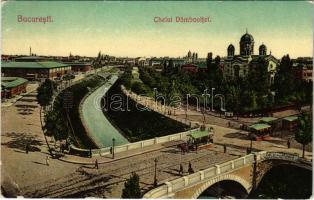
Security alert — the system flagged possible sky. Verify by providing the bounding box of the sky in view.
[1,1,313,58]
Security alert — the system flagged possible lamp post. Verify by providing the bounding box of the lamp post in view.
[153,88,157,110]
[112,138,115,159]
[154,158,158,186]
[153,88,157,101]
[250,138,253,152]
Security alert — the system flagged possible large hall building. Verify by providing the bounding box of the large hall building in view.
[223,31,279,84]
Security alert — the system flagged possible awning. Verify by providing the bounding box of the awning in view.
[188,131,213,139]
[249,123,271,131]
[259,117,278,123]
[283,116,298,122]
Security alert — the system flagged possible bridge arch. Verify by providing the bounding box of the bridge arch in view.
[191,174,251,199]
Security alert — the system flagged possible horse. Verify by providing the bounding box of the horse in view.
[177,143,189,154]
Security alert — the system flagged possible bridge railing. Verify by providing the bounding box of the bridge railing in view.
[144,151,310,199]
[143,153,256,198]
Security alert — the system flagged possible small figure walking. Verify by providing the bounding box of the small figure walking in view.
[179,164,184,175]
[223,144,227,153]
[46,156,50,166]
[287,139,291,149]
[188,162,194,174]
[25,143,29,154]
[228,121,231,127]
[95,159,99,169]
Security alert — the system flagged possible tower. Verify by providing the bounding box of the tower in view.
[259,44,267,56]
[30,47,32,56]
[239,30,254,56]
[227,44,235,57]
[187,50,192,58]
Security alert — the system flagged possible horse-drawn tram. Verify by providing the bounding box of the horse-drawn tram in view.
[248,123,271,141]
[178,126,214,153]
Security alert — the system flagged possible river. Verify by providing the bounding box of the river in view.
[81,75,129,148]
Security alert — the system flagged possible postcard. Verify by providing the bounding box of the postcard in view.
[1,1,313,199]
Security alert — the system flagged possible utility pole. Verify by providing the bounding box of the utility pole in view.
[112,138,115,159]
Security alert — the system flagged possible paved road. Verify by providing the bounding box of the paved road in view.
[22,143,237,198]
[1,90,78,193]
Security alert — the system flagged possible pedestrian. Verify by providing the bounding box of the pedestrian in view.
[228,121,231,127]
[95,159,99,169]
[179,164,183,175]
[223,144,227,153]
[287,139,291,149]
[246,147,251,155]
[46,156,50,166]
[188,162,194,174]
[25,143,29,154]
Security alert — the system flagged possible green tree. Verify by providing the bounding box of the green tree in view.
[121,172,141,198]
[206,52,213,72]
[36,79,57,155]
[131,82,149,94]
[295,112,312,158]
[274,55,295,104]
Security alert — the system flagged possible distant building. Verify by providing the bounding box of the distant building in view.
[149,58,164,67]
[62,62,92,72]
[181,62,208,74]
[223,30,279,84]
[2,60,71,80]
[1,77,28,99]
[135,57,149,67]
[292,57,313,82]
[186,50,198,64]
[181,63,198,73]
[14,56,51,62]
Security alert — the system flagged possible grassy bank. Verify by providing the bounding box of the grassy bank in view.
[104,82,190,142]
[53,75,106,149]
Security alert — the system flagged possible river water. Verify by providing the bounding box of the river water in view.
[81,75,129,148]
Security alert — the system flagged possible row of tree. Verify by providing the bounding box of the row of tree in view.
[137,55,312,115]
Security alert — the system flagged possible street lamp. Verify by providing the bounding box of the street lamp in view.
[153,88,157,101]
[153,88,157,110]
[112,138,115,159]
[154,158,158,186]
[250,137,253,152]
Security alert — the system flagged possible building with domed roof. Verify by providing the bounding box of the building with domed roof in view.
[223,30,279,84]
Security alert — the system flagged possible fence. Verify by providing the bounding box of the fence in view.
[88,128,199,157]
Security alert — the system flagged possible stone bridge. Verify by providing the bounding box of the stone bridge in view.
[143,151,312,199]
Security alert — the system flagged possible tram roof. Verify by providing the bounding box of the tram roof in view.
[188,130,213,139]
[283,116,298,122]
[259,117,278,123]
[249,123,271,131]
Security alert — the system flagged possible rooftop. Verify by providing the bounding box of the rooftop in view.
[249,123,271,131]
[2,61,70,69]
[259,117,278,123]
[188,130,213,139]
[283,116,299,122]
[1,77,28,89]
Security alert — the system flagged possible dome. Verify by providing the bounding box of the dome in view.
[259,44,267,55]
[228,44,235,50]
[259,44,266,50]
[240,33,254,43]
